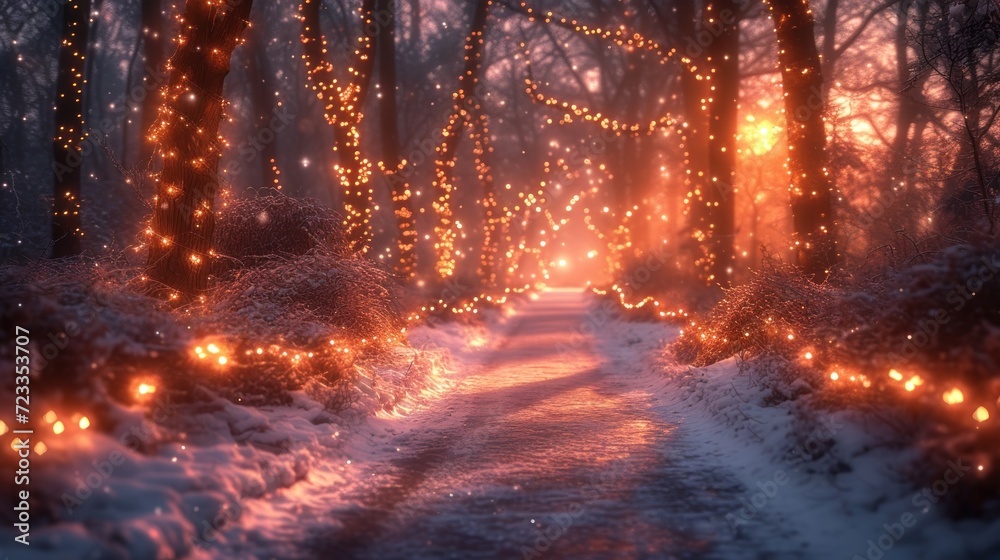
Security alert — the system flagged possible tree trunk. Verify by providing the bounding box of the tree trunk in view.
[407,0,421,46]
[820,0,839,100]
[886,0,920,233]
[768,0,839,280]
[471,89,499,288]
[300,0,375,251]
[375,0,417,277]
[138,0,166,166]
[247,24,283,190]
[145,0,254,298]
[667,0,713,284]
[431,0,491,279]
[705,0,739,286]
[51,0,91,259]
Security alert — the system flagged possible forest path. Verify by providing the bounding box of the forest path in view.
[312,289,748,559]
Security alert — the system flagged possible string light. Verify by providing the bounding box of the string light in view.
[51,0,92,257]
[144,0,254,297]
[299,0,376,252]
[430,0,494,280]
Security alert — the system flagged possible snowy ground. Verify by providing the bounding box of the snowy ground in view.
[3,289,998,559]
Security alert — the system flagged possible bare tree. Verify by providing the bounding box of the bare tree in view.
[704,0,740,285]
[916,0,1000,233]
[51,0,91,258]
[300,0,378,251]
[145,0,254,298]
[430,0,492,279]
[768,0,839,280]
[375,0,418,277]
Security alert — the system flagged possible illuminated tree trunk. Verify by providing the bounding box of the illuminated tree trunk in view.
[145,0,254,298]
[705,0,739,286]
[768,0,839,280]
[51,0,91,259]
[472,99,499,288]
[375,0,417,277]
[431,0,491,279]
[300,0,376,251]
[666,0,713,284]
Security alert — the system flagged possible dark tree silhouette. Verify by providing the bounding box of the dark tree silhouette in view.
[138,0,166,166]
[704,0,740,286]
[768,0,839,280]
[145,0,254,298]
[51,0,91,258]
[917,0,1000,233]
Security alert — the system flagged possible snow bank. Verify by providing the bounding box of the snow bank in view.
[598,302,1000,559]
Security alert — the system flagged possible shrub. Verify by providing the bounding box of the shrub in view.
[673,262,846,367]
[674,243,1000,517]
[213,194,348,274]
[207,250,402,347]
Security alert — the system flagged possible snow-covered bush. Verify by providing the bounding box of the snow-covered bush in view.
[199,250,404,405]
[0,259,188,410]
[673,243,1000,516]
[672,262,847,367]
[212,193,348,275]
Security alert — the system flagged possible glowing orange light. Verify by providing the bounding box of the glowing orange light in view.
[943,388,964,405]
[973,406,990,423]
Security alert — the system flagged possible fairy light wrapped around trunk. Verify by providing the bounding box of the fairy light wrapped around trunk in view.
[144,0,254,299]
[51,0,91,259]
[431,0,493,280]
[373,0,418,278]
[767,0,839,280]
[701,0,740,287]
[299,0,377,253]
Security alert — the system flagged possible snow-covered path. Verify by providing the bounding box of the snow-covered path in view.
[310,289,747,559]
